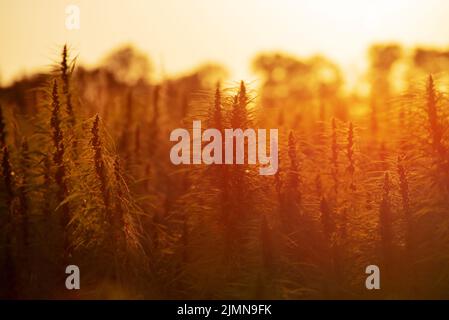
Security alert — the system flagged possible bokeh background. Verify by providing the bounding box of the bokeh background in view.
[2,0,449,300]
[2,0,449,85]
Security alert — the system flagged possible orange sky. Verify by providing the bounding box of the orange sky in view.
[1,0,449,85]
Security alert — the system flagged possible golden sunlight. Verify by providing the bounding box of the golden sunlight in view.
[3,0,449,301]
[1,0,449,84]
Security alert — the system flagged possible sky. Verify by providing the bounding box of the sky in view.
[1,0,449,85]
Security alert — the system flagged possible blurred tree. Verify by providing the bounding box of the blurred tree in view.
[252,52,342,109]
[102,45,152,85]
[194,63,228,88]
[414,48,449,75]
[368,44,402,135]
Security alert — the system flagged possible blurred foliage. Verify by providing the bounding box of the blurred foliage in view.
[1,43,449,299]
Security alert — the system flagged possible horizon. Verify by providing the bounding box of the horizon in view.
[2,0,449,86]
